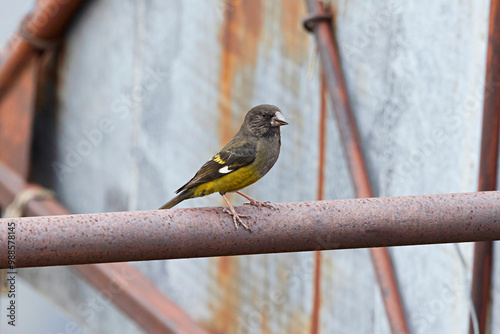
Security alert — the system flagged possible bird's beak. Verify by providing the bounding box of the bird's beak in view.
[271,111,288,127]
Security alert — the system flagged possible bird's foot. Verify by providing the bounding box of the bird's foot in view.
[236,191,276,210]
[223,208,251,230]
[244,199,276,210]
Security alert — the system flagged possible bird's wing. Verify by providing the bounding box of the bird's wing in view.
[175,143,256,193]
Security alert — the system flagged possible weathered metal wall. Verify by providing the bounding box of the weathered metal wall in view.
[21,0,499,333]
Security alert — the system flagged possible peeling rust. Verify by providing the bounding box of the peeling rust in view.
[281,0,308,63]
[218,0,263,144]
[211,256,241,333]
[212,2,265,330]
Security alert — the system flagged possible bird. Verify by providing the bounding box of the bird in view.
[159,104,288,230]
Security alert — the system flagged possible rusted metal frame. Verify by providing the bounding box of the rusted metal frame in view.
[469,0,500,333]
[0,2,211,332]
[0,58,38,179]
[303,1,410,333]
[0,2,210,333]
[1,188,499,268]
[0,0,86,101]
[0,161,209,334]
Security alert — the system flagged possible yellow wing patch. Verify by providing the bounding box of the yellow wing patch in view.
[193,165,260,197]
[213,154,226,164]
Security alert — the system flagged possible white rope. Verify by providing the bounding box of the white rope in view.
[2,187,54,218]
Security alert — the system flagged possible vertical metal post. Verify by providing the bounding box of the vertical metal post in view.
[303,1,410,333]
[311,74,327,334]
[469,1,500,333]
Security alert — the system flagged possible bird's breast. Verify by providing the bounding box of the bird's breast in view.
[253,135,281,177]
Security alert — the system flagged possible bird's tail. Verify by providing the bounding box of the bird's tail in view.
[159,190,194,209]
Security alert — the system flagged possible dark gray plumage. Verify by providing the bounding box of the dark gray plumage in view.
[159,104,288,230]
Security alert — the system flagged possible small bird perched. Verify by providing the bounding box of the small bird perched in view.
[160,104,288,230]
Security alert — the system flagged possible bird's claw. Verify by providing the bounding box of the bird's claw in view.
[223,208,251,230]
[244,199,276,210]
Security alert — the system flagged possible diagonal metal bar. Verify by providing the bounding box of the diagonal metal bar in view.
[0,162,209,334]
[469,1,500,333]
[73,263,209,334]
[303,1,410,333]
[0,0,86,101]
[1,189,499,269]
[0,58,37,179]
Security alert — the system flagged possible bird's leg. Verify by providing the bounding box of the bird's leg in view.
[221,193,250,230]
[236,191,276,210]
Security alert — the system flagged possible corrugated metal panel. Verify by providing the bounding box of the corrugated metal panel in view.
[20,0,498,333]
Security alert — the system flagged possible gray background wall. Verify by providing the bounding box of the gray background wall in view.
[9,0,500,333]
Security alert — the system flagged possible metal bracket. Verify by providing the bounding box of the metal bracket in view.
[303,12,332,32]
[20,14,60,50]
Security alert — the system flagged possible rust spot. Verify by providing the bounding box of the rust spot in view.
[218,255,232,277]
[216,0,263,204]
[210,256,242,333]
[279,0,308,102]
[288,309,310,334]
[280,0,308,63]
[260,303,271,334]
[310,73,326,334]
[218,0,263,144]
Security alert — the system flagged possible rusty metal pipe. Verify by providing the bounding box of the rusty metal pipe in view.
[469,0,500,332]
[0,0,85,101]
[303,1,410,333]
[1,191,499,268]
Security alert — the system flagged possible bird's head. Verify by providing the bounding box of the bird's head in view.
[244,104,288,137]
